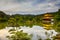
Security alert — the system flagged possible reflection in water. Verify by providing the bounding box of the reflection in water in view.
[0,26,57,40]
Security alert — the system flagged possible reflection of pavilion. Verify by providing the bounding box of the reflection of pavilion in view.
[54,34,60,40]
[42,13,54,30]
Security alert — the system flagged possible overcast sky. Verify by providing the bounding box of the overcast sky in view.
[0,0,60,15]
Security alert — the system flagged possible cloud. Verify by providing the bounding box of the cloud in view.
[0,0,60,15]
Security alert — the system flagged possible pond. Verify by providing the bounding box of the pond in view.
[0,25,58,40]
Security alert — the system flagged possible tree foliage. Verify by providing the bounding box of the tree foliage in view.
[0,9,60,32]
[7,30,31,40]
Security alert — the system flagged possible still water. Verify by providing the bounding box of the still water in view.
[0,26,57,40]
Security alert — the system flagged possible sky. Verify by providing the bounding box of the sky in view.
[0,0,60,15]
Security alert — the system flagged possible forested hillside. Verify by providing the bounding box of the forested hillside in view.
[0,9,60,32]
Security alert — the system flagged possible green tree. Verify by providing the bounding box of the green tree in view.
[7,30,31,40]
